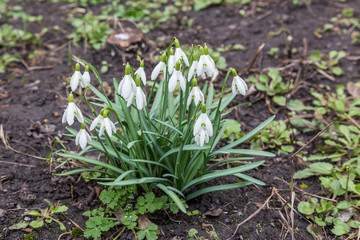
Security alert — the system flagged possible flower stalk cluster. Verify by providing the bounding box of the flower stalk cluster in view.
[58,37,275,212]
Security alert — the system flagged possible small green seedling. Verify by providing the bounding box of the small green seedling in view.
[11,199,69,231]
[250,120,298,155]
[309,50,346,79]
[298,197,359,237]
[248,68,294,97]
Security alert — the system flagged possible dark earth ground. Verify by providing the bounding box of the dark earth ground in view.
[1,0,360,239]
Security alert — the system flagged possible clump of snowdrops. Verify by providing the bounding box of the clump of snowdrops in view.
[56,38,275,212]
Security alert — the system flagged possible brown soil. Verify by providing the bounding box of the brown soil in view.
[1,0,359,239]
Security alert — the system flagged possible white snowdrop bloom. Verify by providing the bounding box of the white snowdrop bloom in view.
[193,104,213,147]
[187,52,198,82]
[90,109,104,131]
[174,38,189,66]
[99,111,116,138]
[197,45,216,79]
[231,69,248,96]
[151,53,167,80]
[62,93,84,126]
[168,61,186,92]
[70,63,83,91]
[195,128,209,147]
[126,76,147,110]
[168,48,176,75]
[80,65,91,88]
[135,59,146,85]
[76,123,92,149]
[118,63,136,100]
[187,78,204,106]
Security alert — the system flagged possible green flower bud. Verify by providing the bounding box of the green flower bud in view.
[174,38,180,48]
[81,123,85,129]
[135,75,141,87]
[75,63,80,71]
[199,46,205,56]
[100,109,104,116]
[68,92,74,102]
[161,53,167,62]
[204,44,209,55]
[192,77,198,87]
[103,110,108,118]
[192,52,198,61]
[231,68,238,77]
[85,65,89,72]
[169,48,174,55]
[201,103,206,113]
[140,59,144,67]
[175,60,181,71]
[125,63,131,75]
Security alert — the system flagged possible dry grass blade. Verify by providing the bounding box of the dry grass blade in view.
[228,187,276,240]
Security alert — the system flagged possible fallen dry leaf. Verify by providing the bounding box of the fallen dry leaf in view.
[347,81,360,98]
[137,215,153,230]
[204,208,223,217]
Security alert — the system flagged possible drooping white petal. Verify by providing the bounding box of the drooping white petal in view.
[99,123,105,137]
[205,116,213,136]
[193,117,202,136]
[66,103,75,126]
[74,105,84,123]
[75,130,81,146]
[81,71,91,88]
[175,48,189,66]
[90,115,103,131]
[206,55,215,70]
[135,67,147,85]
[233,76,248,96]
[119,75,136,100]
[197,56,205,77]
[151,62,165,80]
[187,61,198,82]
[199,129,206,147]
[78,129,88,149]
[86,131,92,144]
[179,73,186,92]
[135,87,147,110]
[103,118,113,137]
[126,90,135,107]
[168,72,178,93]
[70,71,82,91]
[62,107,68,124]
[168,55,175,75]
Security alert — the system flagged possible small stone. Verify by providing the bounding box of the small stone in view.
[24,216,30,221]
[0,209,5,217]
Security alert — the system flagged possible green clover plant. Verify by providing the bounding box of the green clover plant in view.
[55,38,275,212]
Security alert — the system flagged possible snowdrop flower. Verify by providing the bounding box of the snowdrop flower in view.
[187,78,204,107]
[70,63,83,91]
[187,52,198,82]
[168,60,186,92]
[62,93,84,126]
[231,68,248,96]
[151,53,167,80]
[76,123,92,149]
[90,109,104,131]
[80,65,91,88]
[118,63,136,100]
[168,48,176,75]
[193,104,213,147]
[204,44,216,72]
[99,110,116,138]
[197,46,216,79]
[174,38,189,66]
[135,58,146,85]
[126,75,147,110]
